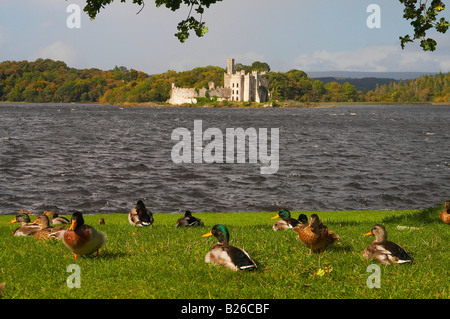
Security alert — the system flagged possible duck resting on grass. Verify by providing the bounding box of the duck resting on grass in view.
[202,224,257,271]
[293,214,340,253]
[176,210,204,228]
[363,224,413,265]
[297,214,308,225]
[43,211,70,225]
[440,201,450,224]
[271,209,301,231]
[128,200,154,226]
[61,212,106,259]
[28,215,66,240]
[8,213,40,237]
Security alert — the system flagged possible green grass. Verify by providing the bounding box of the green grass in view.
[0,205,448,299]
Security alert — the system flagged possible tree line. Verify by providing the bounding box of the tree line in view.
[0,59,448,105]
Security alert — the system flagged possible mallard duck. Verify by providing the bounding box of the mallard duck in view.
[128,200,154,226]
[27,215,65,240]
[440,201,450,224]
[293,214,340,253]
[363,224,413,265]
[202,224,257,271]
[298,214,308,225]
[176,210,204,227]
[61,212,106,259]
[8,213,40,237]
[44,211,70,225]
[271,209,301,231]
[18,209,33,215]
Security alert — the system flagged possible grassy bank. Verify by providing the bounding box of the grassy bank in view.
[0,205,448,299]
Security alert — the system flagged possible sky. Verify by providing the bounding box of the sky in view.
[0,0,449,75]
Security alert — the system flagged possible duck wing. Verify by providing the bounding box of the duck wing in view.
[225,245,257,270]
[188,216,204,227]
[384,241,413,263]
[13,225,40,237]
[205,243,256,271]
[129,208,153,226]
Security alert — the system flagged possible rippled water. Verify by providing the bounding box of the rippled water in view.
[0,103,449,215]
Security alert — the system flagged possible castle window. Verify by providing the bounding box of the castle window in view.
[236,83,239,88]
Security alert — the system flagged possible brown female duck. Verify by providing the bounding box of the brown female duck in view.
[28,215,65,240]
[363,224,413,265]
[293,214,340,253]
[440,201,450,224]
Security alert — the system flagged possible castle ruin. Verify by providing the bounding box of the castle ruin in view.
[168,58,269,105]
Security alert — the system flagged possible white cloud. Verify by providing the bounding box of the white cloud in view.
[28,41,77,65]
[294,42,450,73]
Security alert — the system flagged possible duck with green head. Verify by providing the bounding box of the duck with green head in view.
[202,224,257,271]
[271,209,301,231]
[8,213,40,237]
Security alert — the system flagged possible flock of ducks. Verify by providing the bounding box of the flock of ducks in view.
[8,210,106,259]
[6,200,450,271]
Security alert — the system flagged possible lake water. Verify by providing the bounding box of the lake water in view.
[0,103,449,215]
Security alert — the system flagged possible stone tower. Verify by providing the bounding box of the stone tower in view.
[224,58,269,103]
[227,58,235,75]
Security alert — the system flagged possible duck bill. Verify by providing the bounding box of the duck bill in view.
[364,231,373,236]
[68,220,77,231]
[27,221,38,225]
[8,218,17,224]
[271,214,280,220]
[201,231,213,238]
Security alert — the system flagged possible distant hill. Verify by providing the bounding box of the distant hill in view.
[312,77,399,91]
[307,71,437,80]
[0,59,447,104]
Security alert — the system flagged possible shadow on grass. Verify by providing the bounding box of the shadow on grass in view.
[327,243,353,253]
[381,205,443,225]
[99,251,131,260]
[71,250,131,260]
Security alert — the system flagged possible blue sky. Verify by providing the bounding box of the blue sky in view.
[0,0,449,75]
